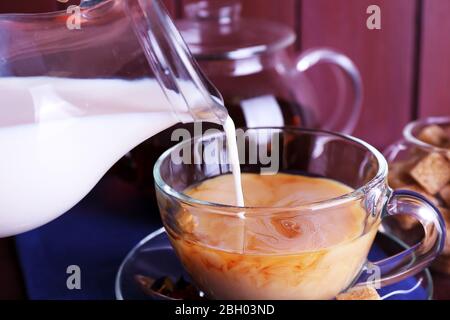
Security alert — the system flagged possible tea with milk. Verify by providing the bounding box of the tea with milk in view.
[166,173,379,300]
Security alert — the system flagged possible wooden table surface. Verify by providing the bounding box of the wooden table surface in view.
[1,236,449,300]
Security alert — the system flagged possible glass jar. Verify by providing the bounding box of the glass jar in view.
[384,117,450,274]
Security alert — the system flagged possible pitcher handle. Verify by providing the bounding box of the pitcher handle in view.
[357,190,446,288]
[294,48,363,134]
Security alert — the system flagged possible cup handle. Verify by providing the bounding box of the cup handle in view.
[357,190,446,288]
[294,48,363,134]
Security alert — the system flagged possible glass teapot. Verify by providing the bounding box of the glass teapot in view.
[0,0,229,237]
[124,0,363,191]
[176,0,363,133]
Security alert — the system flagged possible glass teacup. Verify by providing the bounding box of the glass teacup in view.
[154,127,445,300]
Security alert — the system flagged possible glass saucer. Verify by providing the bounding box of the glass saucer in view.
[115,228,433,300]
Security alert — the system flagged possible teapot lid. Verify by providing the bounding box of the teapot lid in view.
[176,0,296,60]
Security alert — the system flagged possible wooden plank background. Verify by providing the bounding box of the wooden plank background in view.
[419,0,450,118]
[300,0,419,148]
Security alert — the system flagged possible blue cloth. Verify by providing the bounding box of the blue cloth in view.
[15,177,428,300]
[15,177,159,300]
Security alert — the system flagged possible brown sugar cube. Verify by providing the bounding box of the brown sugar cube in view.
[388,156,424,188]
[418,125,449,147]
[410,153,450,194]
[388,162,415,189]
[440,184,450,208]
[336,286,380,300]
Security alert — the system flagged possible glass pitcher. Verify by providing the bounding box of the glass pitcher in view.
[124,0,364,191]
[0,0,228,237]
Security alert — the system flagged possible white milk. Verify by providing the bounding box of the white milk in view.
[0,77,244,237]
[224,117,244,207]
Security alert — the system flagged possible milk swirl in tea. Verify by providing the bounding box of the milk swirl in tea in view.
[165,173,379,300]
